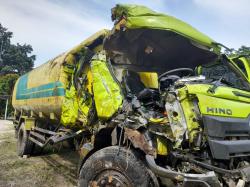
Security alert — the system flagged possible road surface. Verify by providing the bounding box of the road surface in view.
[0,120,78,187]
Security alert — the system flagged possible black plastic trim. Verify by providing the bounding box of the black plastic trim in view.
[203,115,250,159]
[203,115,250,138]
[209,139,250,159]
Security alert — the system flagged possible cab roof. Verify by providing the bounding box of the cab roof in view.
[104,4,220,72]
[111,4,219,50]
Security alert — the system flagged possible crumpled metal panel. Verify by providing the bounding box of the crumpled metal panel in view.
[60,85,92,127]
[111,4,218,50]
[124,128,156,156]
[91,51,123,119]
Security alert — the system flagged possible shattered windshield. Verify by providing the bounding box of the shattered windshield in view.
[199,56,250,91]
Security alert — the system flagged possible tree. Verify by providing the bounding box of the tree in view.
[225,45,250,58]
[236,45,250,56]
[0,23,12,63]
[0,74,19,117]
[0,24,35,75]
[0,23,36,118]
[1,43,35,75]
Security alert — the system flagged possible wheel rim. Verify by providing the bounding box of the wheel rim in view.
[91,169,132,187]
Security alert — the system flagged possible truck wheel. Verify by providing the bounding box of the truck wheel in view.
[79,146,159,187]
[17,122,34,156]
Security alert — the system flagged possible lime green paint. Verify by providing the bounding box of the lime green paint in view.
[24,118,35,130]
[156,136,168,155]
[240,57,250,80]
[61,61,92,127]
[61,85,92,127]
[230,57,250,82]
[112,4,219,51]
[90,52,123,119]
[178,86,201,143]
[185,84,250,118]
[176,83,250,143]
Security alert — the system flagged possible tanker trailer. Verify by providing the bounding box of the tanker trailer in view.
[12,29,123,156]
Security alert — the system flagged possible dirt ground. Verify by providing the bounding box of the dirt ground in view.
[0,120,79,187]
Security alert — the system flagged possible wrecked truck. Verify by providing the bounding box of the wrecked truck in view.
[12,4,250,187]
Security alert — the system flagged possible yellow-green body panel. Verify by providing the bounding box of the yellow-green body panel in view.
[60,85,92,127]
[174,83,250,144]
[112,4,219,51]
[24,118,35,130]
[185,84,250,118]
[177,87,200,143]
[230,57,250,82]
[90,52,123,119]
[139,72,158,89]
[156,136,168,155]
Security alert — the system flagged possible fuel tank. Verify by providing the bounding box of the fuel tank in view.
[12,53,69,119]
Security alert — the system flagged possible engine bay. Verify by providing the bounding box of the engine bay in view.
[107,53,250,186]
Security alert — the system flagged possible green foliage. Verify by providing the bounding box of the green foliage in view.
[0,23,35,75]
[0,74,19,117]
[0,23,36,117]
[0,74,19,95]
[236,45,250,56]
[226,45,250,58]
[1,43,35,75]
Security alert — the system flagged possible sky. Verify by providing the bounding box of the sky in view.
[0,0,250,67]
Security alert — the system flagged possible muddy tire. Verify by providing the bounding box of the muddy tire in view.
[17,122,34,156]
[79,146,159,187]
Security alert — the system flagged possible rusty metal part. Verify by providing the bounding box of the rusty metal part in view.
[79,142,94,158]
[90,170,131,187]
[89,181,98,187]
[145,139,222,187]
[146,154,221,187]
[124,128,156,156]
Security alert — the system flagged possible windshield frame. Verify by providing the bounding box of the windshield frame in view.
[224,55,250,91]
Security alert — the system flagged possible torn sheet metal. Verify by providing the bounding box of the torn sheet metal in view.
[111,4,217,49]
[124,128,156,156]
[61,84,92,127]
[90,51,123,119]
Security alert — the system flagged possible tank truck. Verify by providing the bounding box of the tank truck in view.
[13,4,250,187]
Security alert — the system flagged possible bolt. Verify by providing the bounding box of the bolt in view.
[116,182,121,187]
[101,179,106,184]
[108,176,113,183]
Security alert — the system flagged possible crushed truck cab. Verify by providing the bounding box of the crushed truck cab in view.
[12,4,250,187]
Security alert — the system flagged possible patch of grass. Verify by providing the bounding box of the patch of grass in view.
[0,129,77,187]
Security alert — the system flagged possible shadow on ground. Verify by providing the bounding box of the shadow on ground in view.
[40,147,79,186]
[0,120,79,187]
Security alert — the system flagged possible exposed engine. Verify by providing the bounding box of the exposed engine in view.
[114,61,250,186]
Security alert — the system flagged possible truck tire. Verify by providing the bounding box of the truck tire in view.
[17,122,34,156]
[79,146,159,187]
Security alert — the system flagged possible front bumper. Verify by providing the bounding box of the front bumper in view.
[146,155,221,187]
[146,154,250,187]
